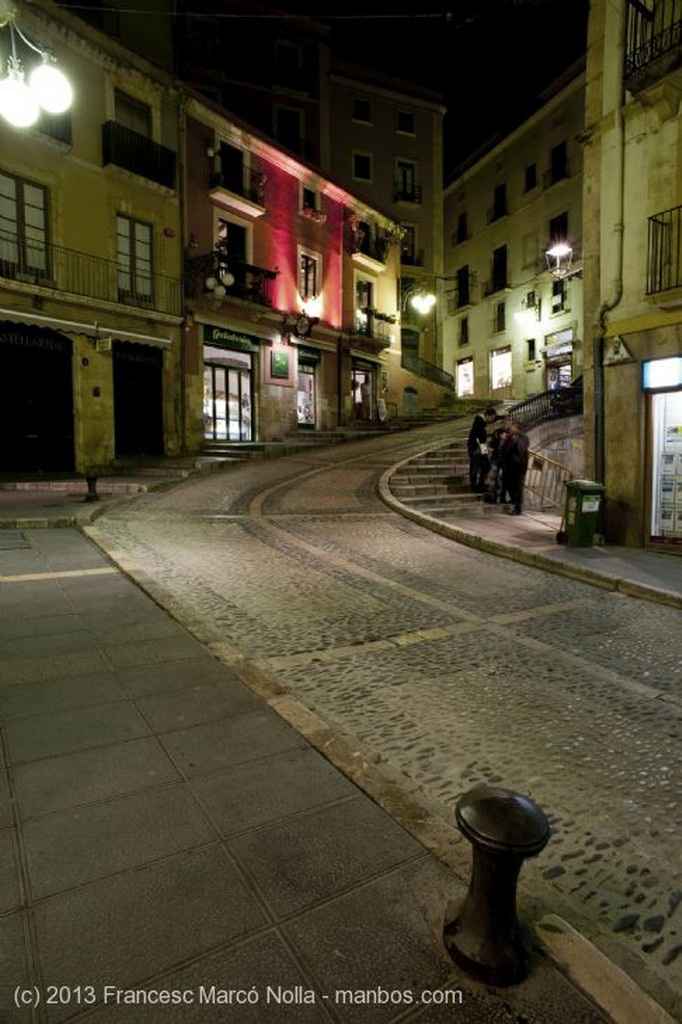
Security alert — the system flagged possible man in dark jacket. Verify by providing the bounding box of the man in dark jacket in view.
[467,407,498,492]
[500,420,529,515]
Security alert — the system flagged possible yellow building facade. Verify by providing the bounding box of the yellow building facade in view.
[0,1,182,474]
[583,0,682,549]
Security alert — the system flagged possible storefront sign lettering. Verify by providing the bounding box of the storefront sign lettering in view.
[203,326,259,352]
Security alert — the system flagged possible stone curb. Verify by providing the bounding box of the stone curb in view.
[378,473,682,612]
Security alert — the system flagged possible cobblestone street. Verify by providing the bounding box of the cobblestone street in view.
[85,431,682,1019]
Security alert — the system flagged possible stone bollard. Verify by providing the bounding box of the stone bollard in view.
[444,783,550,987]
[84,472,100,502]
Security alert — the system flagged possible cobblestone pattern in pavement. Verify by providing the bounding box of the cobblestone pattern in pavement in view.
[84,437,682,1021]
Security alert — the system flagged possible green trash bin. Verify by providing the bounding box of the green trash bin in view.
[564,480,605,547]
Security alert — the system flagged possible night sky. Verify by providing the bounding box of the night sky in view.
[279,0,590,178]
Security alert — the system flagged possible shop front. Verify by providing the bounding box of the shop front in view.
[113,341,164,457]
[296,346,320,428]
[202,325,258,442]
[544,327,575,390]
[0,320,74,472]
[644,356,682,548]
[351,359,375,423]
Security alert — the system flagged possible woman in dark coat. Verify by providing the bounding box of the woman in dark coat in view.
[500,420,529,515]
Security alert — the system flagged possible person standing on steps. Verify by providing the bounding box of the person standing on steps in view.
[467,407,498,493]
[500,420,529,515]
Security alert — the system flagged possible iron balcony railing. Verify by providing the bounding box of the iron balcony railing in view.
[401,351,455,390]
[352,312,393,347]
[400,248,425,267]
[209,168,266,206]
[185,251,278,307]
[625,0,682,78]
[647,203,682,294]
[394,183,423,203]
[102,121,176,189]
[0,229,182,316]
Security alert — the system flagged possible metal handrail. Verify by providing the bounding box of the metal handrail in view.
[508,384,583,429]
[401,351,455,390]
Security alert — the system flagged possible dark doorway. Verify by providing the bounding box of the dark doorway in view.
[0,321,74,472]
[113,341,164,456]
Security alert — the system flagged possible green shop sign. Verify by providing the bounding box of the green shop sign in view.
[203,325,260,353]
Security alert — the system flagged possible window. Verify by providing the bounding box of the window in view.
[275,38,303,81]
[353,98,371,123]
[355,277,373,334]
[116,214,153,304]
[275,107,304,155]
[549,212,569,245]
[114,90,151,136]
[457,357,474,397]
[552,278,568,313]
[397,110,414,134]
[395,160,419,202]
[353,152,372,181]
[549,140,568,184]
[459,317,469,345]
[527,338,536,361]
[0,171,48,278]
[400,224,416,264]
[495,301,506,333]
[524,162,537,192]
[276,38,302,68]
[456,265,470,308]
[456,211,468,244]
[491,244,508,292]
[217,218,247,263]
[299,250,320,301]
[218,142,244,194]
[491,347,512,389]
[492,183,507,221]
[301,186,320,213]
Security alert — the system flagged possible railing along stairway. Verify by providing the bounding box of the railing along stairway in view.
[388,437,573,521]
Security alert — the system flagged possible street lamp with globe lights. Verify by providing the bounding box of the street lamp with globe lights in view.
[0,0,73,128]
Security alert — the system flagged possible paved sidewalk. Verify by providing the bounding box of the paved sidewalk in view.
[0,470,679,1024]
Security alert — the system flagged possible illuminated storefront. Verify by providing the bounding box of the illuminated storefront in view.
[644,356,682,547]
[202,326,258,442]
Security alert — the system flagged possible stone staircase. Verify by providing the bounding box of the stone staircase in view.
[388,438,486,519]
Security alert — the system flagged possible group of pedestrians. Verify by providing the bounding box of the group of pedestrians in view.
[467,407,529,516]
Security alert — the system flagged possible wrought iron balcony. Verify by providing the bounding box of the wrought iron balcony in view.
[647,203,682,295]
[102,121,176,189]
[401,248,425,267]
[209,168,266,207]
[0,230,181,315]
[394,183,423,203]
[185,250,278,307]
[352,308,395,348]
[625,0,682,81]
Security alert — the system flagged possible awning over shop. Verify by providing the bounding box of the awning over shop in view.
[0,308,172,348]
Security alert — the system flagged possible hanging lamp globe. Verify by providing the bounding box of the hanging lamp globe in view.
[0,59,39,126]
[29,57,73,113]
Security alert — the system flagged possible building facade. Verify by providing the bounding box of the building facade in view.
[326,59,448,396]
[183,92,406,450]
[582,0,682,548]
[442,67,586,405]
[0,1,183,474]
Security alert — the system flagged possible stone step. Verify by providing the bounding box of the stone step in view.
[393,490,481,510]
